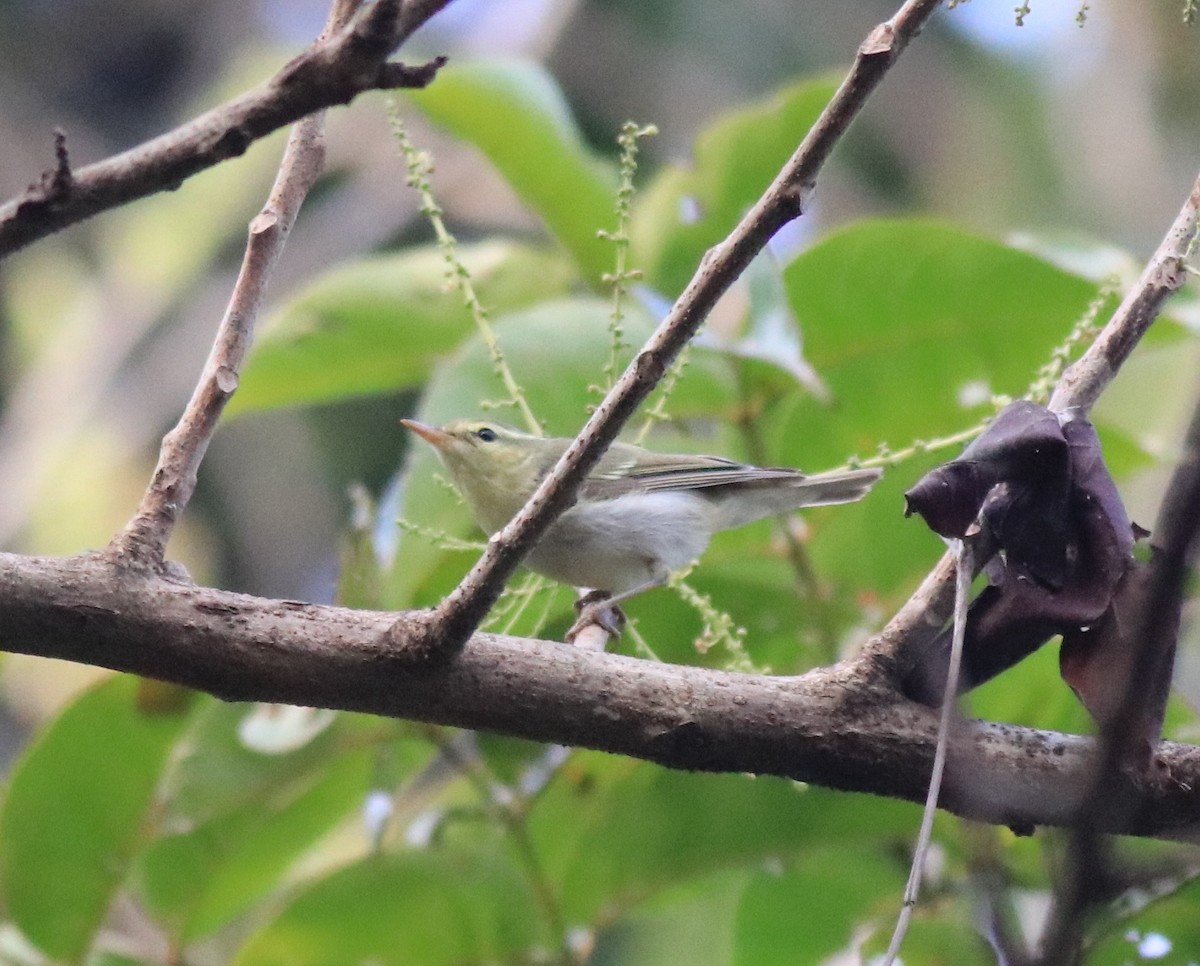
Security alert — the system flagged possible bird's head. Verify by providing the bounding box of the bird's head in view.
[401,419,547,531]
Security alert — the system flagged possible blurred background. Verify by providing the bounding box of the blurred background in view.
[3,3,1200,962]
[0,0,1197,720]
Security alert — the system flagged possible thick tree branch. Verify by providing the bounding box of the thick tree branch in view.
[401,0,944,659]
[0,0,450,257]
[0,0,1194,864]
[2,550,1200,841]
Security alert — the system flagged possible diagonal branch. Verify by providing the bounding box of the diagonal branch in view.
[104,4,343,570]
[395,0,945,661]
[106,115,326,571]
[102,0,454,571]
[1049,172,1200,417]
[0,0,451,258]
[863,168,1200,678]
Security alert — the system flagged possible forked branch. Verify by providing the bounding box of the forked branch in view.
[0,0,449,257]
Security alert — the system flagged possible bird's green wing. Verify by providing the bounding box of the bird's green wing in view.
[582,442,802,499]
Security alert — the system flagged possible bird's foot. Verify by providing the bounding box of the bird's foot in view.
[566,591,626,644]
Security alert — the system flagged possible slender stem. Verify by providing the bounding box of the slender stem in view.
[881,539,973,966]
[104,0,454,570]
[399,0,946,658]
[107,113,329,569]
[389,110,541,434]
[600,122,656,397]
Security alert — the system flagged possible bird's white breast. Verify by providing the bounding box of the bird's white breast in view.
[526,491,713,593]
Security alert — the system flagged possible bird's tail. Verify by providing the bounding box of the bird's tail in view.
[787,467,882,508]
[711,467,882,530]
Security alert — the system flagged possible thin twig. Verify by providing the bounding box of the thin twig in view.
[105,0,386,569]
[392,0,945,660]
[107,120,325,568]
[1048,173,1200,416]
[865,168,1200,677]
[881,539,973,965]
[0,0,451,258]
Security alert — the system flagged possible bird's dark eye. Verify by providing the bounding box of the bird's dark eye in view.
[475,427,498,442]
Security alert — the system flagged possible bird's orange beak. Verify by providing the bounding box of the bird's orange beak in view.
[400,418,452,449]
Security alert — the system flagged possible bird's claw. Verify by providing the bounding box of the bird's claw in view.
[566,592,626,643]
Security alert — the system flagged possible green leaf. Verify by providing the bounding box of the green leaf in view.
[155,700,358,824]
[733,850,904,965]
[528,754,918,926]
[1093,339,1200,471]
[232,241,575,415]
[705,248,827,395]
[592,868,753,966]
[631,74,840,296]
[133,700,432,942]
[1005,228,1145,285]
[772,218,1106,596]
[0,676,192,961]
[137,747,373,942]
[779,218,1101,461]
[407,60,618,283]
[232,848,544,966]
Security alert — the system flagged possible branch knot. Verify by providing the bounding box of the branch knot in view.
[860,22,897,58]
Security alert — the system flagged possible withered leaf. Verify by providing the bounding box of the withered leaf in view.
[901,401,1168,751]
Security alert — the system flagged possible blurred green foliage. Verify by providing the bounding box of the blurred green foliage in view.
[1,13,1199,966]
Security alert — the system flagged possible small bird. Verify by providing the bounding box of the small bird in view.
[402,418,882,639]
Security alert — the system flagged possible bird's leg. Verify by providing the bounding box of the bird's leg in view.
[564,575,668,644]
